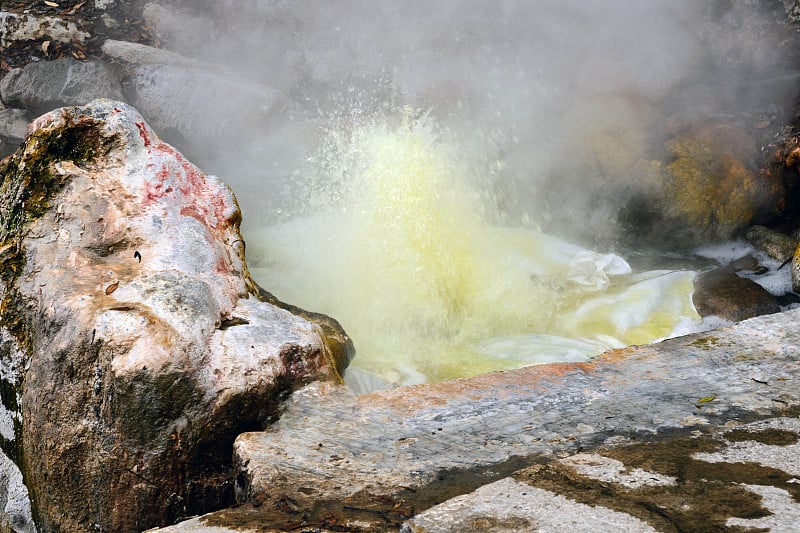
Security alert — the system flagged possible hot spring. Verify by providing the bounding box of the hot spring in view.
[246,107,701,387]
[201,1,800,389]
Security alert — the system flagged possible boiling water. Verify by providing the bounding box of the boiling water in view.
[248,112,700,386]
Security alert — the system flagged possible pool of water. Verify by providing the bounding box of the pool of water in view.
[247,112,702,387]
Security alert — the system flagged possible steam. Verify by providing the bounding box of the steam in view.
[157,0,799,246]
[148,1,799,383]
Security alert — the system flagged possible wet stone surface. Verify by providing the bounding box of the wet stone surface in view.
[150,309,800,532]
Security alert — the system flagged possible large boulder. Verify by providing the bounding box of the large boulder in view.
[0,100,351,532]
[100,40,298,156]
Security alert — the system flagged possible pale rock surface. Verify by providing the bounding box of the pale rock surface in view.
[0,12,90,47]
[150,309,800,531]
[0,450,34,533]
[401,478,658,533]
[0,100,350,532]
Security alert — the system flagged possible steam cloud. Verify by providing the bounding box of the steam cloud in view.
[153,0,799,249]
[142,0,800,384]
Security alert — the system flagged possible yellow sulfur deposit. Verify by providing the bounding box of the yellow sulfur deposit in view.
[250,114,701,385]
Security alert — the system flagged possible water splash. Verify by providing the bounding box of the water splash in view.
[249,110,700,385]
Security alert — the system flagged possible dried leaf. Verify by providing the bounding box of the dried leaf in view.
[44,0,59,6]
[41,40,50,54]
[105,281,119,295]
[697,394,716,403]
[71,50,86,59]
[65,1,85,15]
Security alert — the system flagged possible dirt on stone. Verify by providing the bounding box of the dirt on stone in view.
[514,425,800,533]
[1,0,155,73]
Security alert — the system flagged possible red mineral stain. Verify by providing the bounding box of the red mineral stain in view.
[214,255,229,275]
[135,121,151,147]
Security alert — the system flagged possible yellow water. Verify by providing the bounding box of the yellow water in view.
[250,113,700,385]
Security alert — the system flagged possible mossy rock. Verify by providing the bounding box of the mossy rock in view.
[663,124,783,241]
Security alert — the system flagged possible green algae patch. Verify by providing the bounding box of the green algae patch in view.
[689,336,721,350]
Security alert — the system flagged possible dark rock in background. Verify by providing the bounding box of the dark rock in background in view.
[692,267,781,321]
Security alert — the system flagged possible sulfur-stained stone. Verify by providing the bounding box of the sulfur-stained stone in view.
[0,100,351,532]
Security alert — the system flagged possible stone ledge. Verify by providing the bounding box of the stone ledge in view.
[150,308,800,531]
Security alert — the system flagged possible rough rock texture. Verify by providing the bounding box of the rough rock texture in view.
[662,125,784,243]
[98,39,297,152]
[0,100,351,532]
[0,450,34,533]
[0,12,90,47]
[404,417,800,532]
[149,308,800,532]
[0,58,123,115]
[0,109,29,145]
[791,242,800,292]
[745,224,797,262]
[692,267,781,321]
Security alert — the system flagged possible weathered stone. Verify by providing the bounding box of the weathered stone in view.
[231,308,799,523]
[0,13,90,47]
[101,39,208,70]
[745,224,797,262]
[0,100,351,532]
[791,243,800,292]
[663,124,783,243]
[404,417,800,533]
[0,109,31,142]
[141,4,216,53]
[692,267,781,321]
[109,56,297,149]
[0,59,123,114]
[402,478,659,533]
[150,309,800,531]
[0,450,34,533]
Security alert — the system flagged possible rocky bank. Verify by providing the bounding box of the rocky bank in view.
[2,1,800,532]
[0,100,350,531]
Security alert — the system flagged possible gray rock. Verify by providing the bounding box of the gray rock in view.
[232,307,800,524]
[0,12,90,47]
[402,477,658,533]
[0,100,350,532]
[786,0,800,22]
[0,59,123,113]
[101,39,208,69]
[745,224,797,262]
[403,417,800,533]
[0,109,30,142]
[101,40,297,147]
[0,450,35,533]
[142,4,216,52]
[128,63,297,147]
